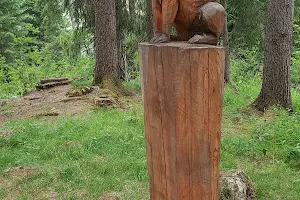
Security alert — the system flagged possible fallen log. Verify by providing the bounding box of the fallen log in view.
[39,77,70,84]
[36,79,72,90]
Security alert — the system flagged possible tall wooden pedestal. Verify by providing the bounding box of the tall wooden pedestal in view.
[139,43,225,200]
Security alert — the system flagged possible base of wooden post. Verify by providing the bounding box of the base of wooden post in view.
[139,42,224,200]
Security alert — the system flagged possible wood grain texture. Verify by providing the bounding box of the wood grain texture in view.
[150,0,225,45]
[139,42,224,200]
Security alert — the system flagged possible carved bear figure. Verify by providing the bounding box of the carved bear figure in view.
[151,0,226,45]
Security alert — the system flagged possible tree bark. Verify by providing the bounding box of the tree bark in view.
[253,0,294,112]
[92,0,118,85]
[146,0,154,41]
[221,0,230,84]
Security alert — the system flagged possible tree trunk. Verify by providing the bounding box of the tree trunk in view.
[253,0,294,112]
[221,0,230,84]
[146,0,154,40]
[93,0,118,85]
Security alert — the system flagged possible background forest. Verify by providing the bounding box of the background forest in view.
[1,0,300,98]
[1,0,300,199]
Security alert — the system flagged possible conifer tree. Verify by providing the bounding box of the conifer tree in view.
[253,0,294,111]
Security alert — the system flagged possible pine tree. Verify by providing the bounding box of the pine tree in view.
[64,0,119,85]
[253,0,294,111]
[92,0,118,84]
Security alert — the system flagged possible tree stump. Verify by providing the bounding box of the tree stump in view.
[139,42,225,200]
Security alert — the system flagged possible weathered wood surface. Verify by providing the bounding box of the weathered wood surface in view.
[39,77,70,84]
[36,79,72,90]
[139,42,225,200]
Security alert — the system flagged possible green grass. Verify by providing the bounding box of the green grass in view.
[72,79,93,87]
[1,78,300,199]
[0,108,148,199]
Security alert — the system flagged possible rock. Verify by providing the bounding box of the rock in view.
[220,170,255,200]
[66,86,93,97]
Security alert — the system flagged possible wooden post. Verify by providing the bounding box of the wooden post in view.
[139,42,225,200]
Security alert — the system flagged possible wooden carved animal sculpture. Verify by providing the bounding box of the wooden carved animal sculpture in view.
[151,0,226,45]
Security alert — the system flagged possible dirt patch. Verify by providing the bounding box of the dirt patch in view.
[1,186,20,200]
[4,166,36,179]
[0,83,136,124]
[99,192,120,200]
[0,175,13,189]
[0,129,12,138]
[47,190,57,200]
[0,166,37,200]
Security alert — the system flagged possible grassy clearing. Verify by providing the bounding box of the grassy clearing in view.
[1,79,300,199]
[0,107,148,199]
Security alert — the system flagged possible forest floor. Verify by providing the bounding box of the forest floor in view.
[0,84,94,124]
[1,80,300,199]
[0,84,138,124]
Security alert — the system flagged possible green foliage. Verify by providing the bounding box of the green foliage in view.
[0,0,30,62]
[0,28,95,98]
[227,0,266,50]
[291,51,300,87]
[0,0,97,98]
[63,0,94,31]
[123,33,140,79]
[229,49,263,83]
[292,19,300,87]
[36,0,66,41]
[123,75,141,92]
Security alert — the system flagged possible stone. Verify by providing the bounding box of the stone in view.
[220,170,256,200]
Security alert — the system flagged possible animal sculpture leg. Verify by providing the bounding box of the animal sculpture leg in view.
[188,2,225,45]
[151,0,163,41]
[151,0,179,43]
